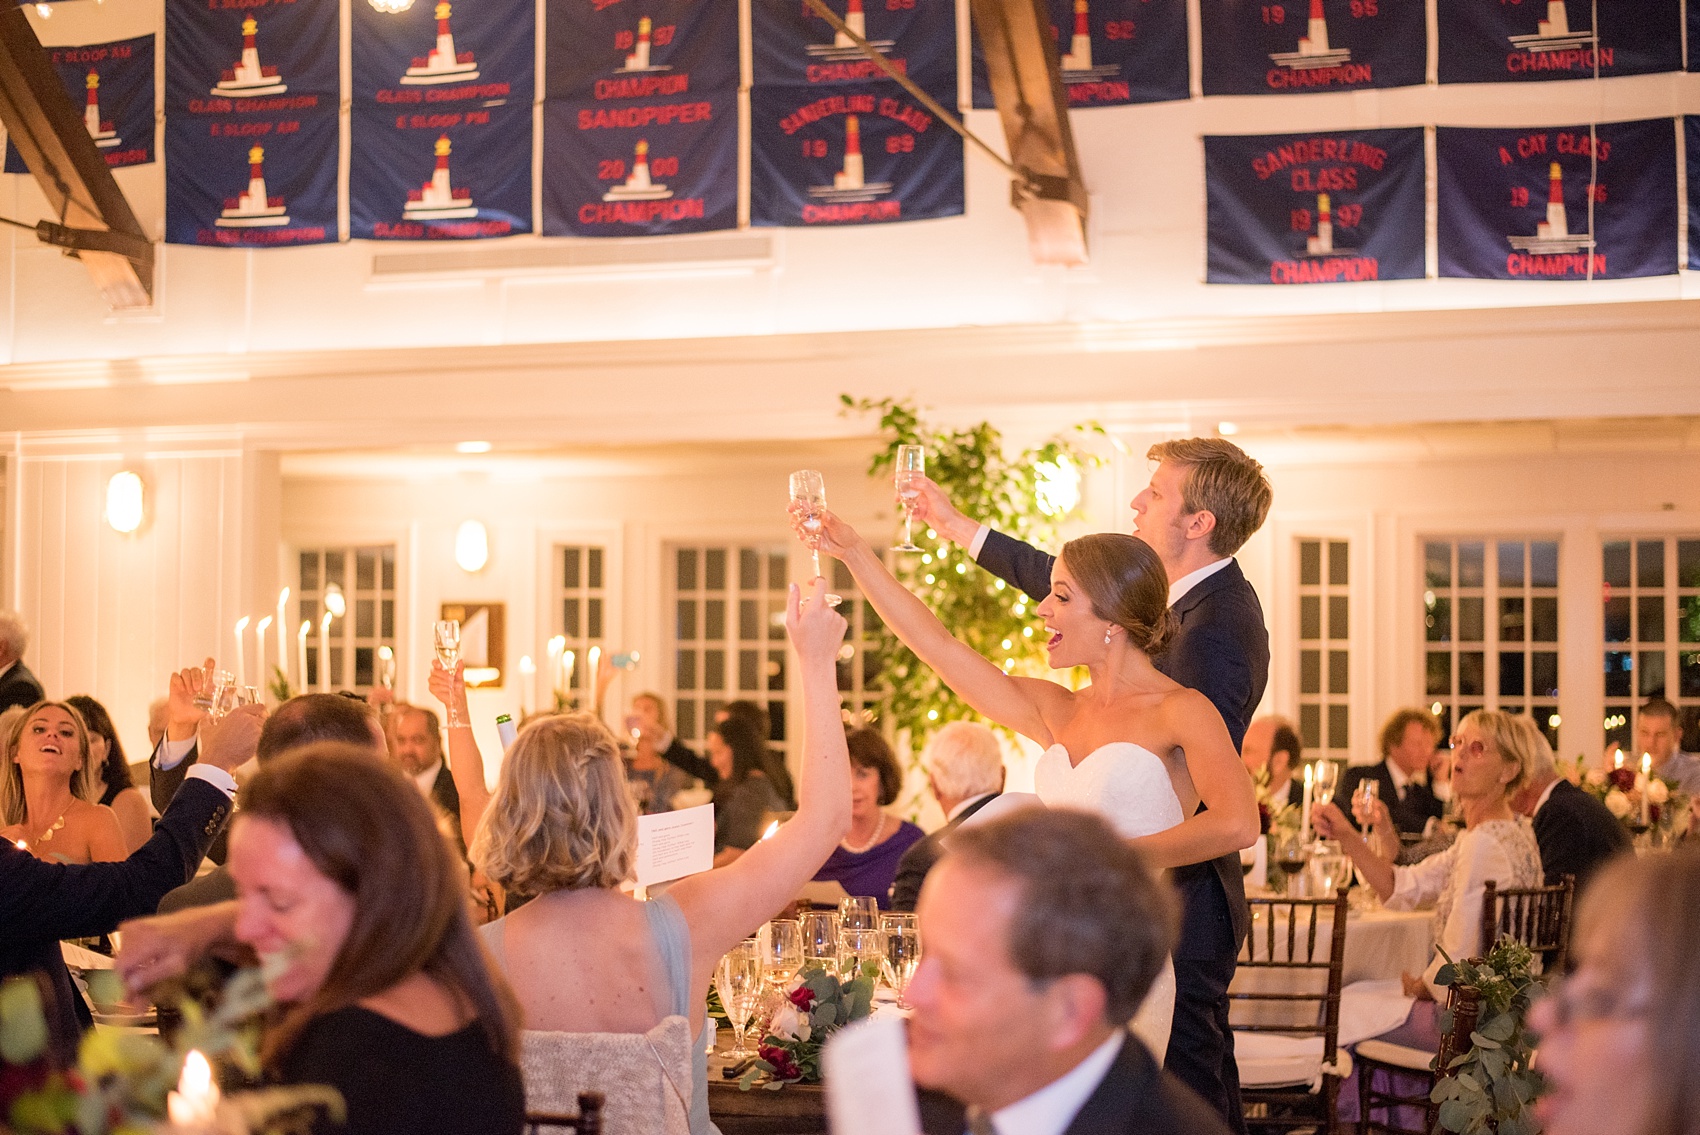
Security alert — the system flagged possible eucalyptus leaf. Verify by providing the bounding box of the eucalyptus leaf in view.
[0,977,49,1065]
[1437,1098,1473,1132]
[1468,1031,1501,1050]
[1480,1013,1516,1043]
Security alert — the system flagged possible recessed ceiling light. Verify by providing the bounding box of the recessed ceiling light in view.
[455,440,492,454]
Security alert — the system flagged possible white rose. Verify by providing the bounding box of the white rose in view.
[1604,789,1632,818]
[1585,768,1608,788]
[1645,779,1670,805]
[768,1003,811,1043]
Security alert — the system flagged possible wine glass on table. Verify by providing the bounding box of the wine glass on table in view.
[433,620,464,727]
[881,926,921,1008]
[716,940,763,1059]
[800,911,840,974]
[838,895,878,932]
[1273,831,1311,896]
[840,927,886,982]
[892,445,925,552]
[761,919,804,993]
[788,469,843,607]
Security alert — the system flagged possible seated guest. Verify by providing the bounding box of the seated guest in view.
[1241,714,1304,810]
[1529,847,1700,1135]
[2,701,126,864]
[123,745,524,1135]
[460,579,851,1135]
[1,704,258,1062]
[0,610,46,713]
[67,694,153,853]
[386,703,462,852]
[1339,708,1445,837]
[908,808,1229,1135]
[1509,715,1630,892]
[889,720,1005,912]
[645,698,794,801]
[708,714,790,862]
[623,691,696,814]
[1636,697,1700,795]
[812,727,924,910]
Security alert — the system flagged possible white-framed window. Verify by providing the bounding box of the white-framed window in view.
[1296,538,1350,758]
[669,543,791,751]
[1423,538,1560,746]
[829,557,885,728]
[1601,536,1700,750]
[297,545,397,693]
[554,544,609,705]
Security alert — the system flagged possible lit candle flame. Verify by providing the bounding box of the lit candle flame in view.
[167,1049,219,1125]
[587,645,601,676]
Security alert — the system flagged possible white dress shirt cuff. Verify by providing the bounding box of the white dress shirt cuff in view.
[155,735,197,771]
[185,764,238,798]
[968,524,990,559]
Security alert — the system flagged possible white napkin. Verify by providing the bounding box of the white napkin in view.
[1338,978,1416,1047]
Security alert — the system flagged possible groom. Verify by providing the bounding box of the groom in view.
[913,436,1271,1134]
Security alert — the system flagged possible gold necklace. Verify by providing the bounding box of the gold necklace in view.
[32,808,69,845]
[840,813,887,855]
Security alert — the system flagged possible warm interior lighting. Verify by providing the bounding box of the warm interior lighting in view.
[455,520,489,572]
[1034,456,1080,516]
[367,0,415,12]
[1217,421,1240,436]
[323,583,346,617]
[105,470,144,533]
[455,440,492,454]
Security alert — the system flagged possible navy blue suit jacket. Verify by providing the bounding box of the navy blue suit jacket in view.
[1532,778,1631,892]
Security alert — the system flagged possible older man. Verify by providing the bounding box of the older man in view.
[1636,698,1700,796]
[888,721,1006,912]
[1511,721,1629,893]
[389,703,463,850]
[909,808,1230,1135]
[0,609,46,712]
[1340,709,1445,837]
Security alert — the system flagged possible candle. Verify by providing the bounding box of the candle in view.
[546,636,565,701]
[319,611,334,692]
[233,616,250,688]
[518,654,535,713]
[255,616,272,698]
[167,1049,219,1128]
[276,587,290,684]
[587,645,601,691]
[297,619,310,697]
[1300,763,1314,845]
[1640,753,1652,825]
[1615,749,1625,770]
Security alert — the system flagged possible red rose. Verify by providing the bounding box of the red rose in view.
[787,985,817,1011]
[1608,767,1637,793]
[1258,802,1272,835]
[0,1058,49,1107]
[758,1043,803,1082]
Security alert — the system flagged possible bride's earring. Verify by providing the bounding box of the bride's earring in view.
[1104,628,1113,645]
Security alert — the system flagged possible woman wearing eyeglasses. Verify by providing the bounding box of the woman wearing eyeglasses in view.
[1530,848,1699,1135]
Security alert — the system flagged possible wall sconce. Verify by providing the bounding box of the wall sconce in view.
[455,520,489,573]
[105,470,144,533]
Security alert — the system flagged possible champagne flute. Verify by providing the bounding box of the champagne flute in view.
[881,926,921,1008]
[434,620,463,727]
[716,940,763,1059]
[838,895,878,932]
[788,469,842,608]
[761,919,804,992]
[207,670,235,721]
[800,911,840,972]
[1312,760,1340,807]
[892,445,925,552]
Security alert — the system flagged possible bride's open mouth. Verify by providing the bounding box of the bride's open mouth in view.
[1045,625,1062,649]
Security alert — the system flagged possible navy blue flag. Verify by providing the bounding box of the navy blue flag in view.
[541,92,738,235]
[546,0,738,99]
[1436,0,1680,84]
[1200,0,1424,95]
[1437,120,1678,280]
[1685,118,1699,268]
[750,80,962,226]
[350,0,534,239]
[166,0,337,104]
[970,0,1188,110]
[1205,127,1424,284]
[753,0,955,89]
[4,34,155,172]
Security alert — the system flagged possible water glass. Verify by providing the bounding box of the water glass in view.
[1307,840,1352,896]
[838,895,878,932]
[716,940,762,1058]
[800,911,840,972]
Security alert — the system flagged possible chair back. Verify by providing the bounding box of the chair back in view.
[1231,887,1351,1062]
[519,1016,693,1135]
[1479,874,1573,971]
[528,1093,605,1134]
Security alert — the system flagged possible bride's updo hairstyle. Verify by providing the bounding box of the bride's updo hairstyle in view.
[1058,534,1177,655]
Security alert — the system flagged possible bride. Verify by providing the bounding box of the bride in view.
[803,514,1258,1056]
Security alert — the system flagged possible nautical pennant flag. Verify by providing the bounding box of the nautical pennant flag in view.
[1199,0,1424,96]
[1205,127,1425,284]
[1436,120,1678,280]
[752,0,955,90]
[970,0,1187,109]
[4,34,155,172]
[1436,0,1681,85]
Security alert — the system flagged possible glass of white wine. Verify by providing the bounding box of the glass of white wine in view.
[881,926,921,1008]
[716,940,763,1059]
[788,469,842,607]
[433,620,463,727]
[892,444,925,552]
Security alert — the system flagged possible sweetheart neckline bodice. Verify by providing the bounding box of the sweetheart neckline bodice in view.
[1041,739,1167,771]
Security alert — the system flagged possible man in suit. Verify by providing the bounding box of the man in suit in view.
[1242,715,1305,811]
[388,703,463,852]
[0,609,46,712]
[1513,731,1631,893]
[0,703,260,1062]
[889,720,1005,912]
[1340,709,1445,838]
[913,436,1270,1133]
[909,808,1231,1135]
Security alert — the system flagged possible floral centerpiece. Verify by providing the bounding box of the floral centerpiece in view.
[737,964,877,1090]
[1430,940,1547,1135]
[1571,753,1691,843]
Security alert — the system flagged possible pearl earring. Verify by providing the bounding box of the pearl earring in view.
[1104,629,1113,645]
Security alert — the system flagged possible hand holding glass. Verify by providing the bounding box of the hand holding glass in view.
[1312,760,1340,807]
[892,445,925,552]
[788,469,842,607]
[433,620,464,726]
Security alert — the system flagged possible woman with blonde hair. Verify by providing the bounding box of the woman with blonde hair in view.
[1,700,126,864]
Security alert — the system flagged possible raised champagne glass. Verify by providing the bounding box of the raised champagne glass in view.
[892,444,925,552]
[788,469,842,607]
[434,620,464,727]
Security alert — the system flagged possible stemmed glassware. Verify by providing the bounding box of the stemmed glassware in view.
[716,940,763,1059]
[204,670,235,721]
[838,895,878,932]
[840,927,886,981]
[760,919,804,992]
[1312,760,1340,808]
[433,620,463,726]
[800,911,840,973]
[788,469,842,608]
[881,926,921,1008]
[892,445,925,552]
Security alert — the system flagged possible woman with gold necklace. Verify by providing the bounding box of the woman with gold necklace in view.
[809,727,923,909]
[1,701,126,864]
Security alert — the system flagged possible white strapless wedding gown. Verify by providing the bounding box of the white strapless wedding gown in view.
[1033,741,1186,1060]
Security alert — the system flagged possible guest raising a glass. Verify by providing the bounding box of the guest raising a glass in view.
[810,727,922,909]
[707,712,791,863]
[2,701,126,864]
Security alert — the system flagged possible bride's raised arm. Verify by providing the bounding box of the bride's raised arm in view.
[803,507,1059,746]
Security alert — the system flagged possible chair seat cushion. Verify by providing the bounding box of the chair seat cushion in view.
[1233,1032,1333,1089]
[1354,1038,1435,1072]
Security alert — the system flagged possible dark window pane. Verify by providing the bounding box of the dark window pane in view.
[1299,704,1322,750]
[1603,704,1631,748]
[862,647,882,690]
[1426,652,1452,696]
[740,649,759,690]
[1500,597,1526,643]
[767,650,786,692]
[1532,652,1558,698]
[676,650,697,691]
[381,548,395,591]
[1637,596,1665,643]
[1300,596,1321,640]
[306,646,320,688]
[1424,542,1451,588]
[325,551,345,589]
[563,547,581,589]
[1638,651,1665,699]
[705,599,726,640]
[301,598,319,625]
[1499,652,1526,698]
[1435,708,1454,743]
[1497,541,1524,588]
[768,553,787,590]
[677,700,696,741]
[1328,596,1349,641]
[1681,653,1700,699]
[767,701,787,743]
[1529,541,1558,588]
[356,598,374,639]
[1300,650,1322,695]
[1458,597,1485,642]
[588,598,603,640]
[588,547,603,590]
[1328,650,1349,695]
[1682,596,1700,644]
[1458,543,1485,588]
[1680,706,1700,752]
[330,644,343,686]
[1603,651,1632,698]
[1426,596,1451,643]
[300,552,320,591]
[768,599,786,640]
[354,647,374,688]
[1603,597,1631,643]
[676,548,698,591]
[1300,540,1321,586]
[1458,652,1485,696]
[381,599,393,639]
[562,598,580,638]
[1530,596,1558,642]
[1679,540,1700,588]
[739,599,759,641]
[356,552,375,591]
[1533,705,1559,748]
[1637,540,1665,589]
[706,548,726,592]
[1329,541,1349,587]
[1602,541,1631,589]
[705,649,725,691]
[837,655,854,692]
[1328,705,1349,750]
[677,599,697,640]
[740,549,761,591]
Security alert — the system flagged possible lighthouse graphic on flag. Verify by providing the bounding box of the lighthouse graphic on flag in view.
[213,17,287,97]
[806,0,894,61]
[617,17,672,73]
[1269,0,1351,70]
[84,71,119,148]
[1298,193,1357,257]
[1507,162,1594,254]
[216,145,290,227]
[602,139,674,201]
[401,3,480,85]
[1057,0,1118,82]
[1508,1,1595,52]
[806,116,892,202]
[404,135,479,219]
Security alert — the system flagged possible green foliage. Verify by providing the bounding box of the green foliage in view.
[840,396,1104,750]
[1430,940,1547,1135]
[737,962,879,1091]
[266,664,294,704]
